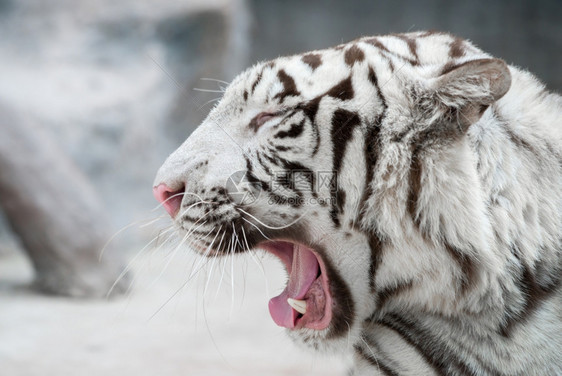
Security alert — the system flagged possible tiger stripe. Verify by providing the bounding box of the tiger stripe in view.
[353,343,400,376]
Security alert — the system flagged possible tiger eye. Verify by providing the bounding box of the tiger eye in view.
[256,112,277,128]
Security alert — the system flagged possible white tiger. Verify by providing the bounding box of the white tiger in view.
[153,31,562,375]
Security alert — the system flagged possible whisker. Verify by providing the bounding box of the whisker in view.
[201,285,230,366]
[138,215,168,229]
[200,77,230,86]
[148,226,223,321]
[241,217,271,241]
[191,228,224,281]
[154,226,179,252]
[203,234,224,298]
[106,225,176,297]
[192,88,225,93]
[200,228,227,296]
[197,97,222,111]
[149,220,204,289]
[188,226,222,281]
[240,254,248,308]
[148,257,212,321]
[238,208,309,230]
[98,214,167,261]
[232,223,244,251]
[229,227,236,317]
[241,225,269,297]
[360,335,382,373]
[175,194,220,221]
[122,228,177,297]
[214,233,231,300]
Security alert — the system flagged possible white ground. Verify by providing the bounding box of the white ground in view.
[0,246,348,376]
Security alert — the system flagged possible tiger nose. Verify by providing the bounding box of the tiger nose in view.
[153,183,185,218]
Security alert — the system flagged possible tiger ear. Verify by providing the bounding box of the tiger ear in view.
[431,58,511,130]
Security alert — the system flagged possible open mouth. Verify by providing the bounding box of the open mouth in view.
[259,240,332,330]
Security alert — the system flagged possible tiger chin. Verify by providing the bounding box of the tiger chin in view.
[153,31,562,375]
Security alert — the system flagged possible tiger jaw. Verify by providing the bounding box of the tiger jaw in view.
[260,240,333,330]
[180,222,338,332]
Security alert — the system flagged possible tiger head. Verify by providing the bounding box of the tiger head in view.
[153,32,511,352]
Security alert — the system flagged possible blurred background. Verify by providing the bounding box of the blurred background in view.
[0,0,560,375]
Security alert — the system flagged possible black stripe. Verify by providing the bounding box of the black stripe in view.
[331,109,361,173]
[394,34,419,65]
[274,145,292,152]
[376,279,414,310]
[182,212,226,224]
[500,244,560,337]
[311,121,321,156]
[250,70,263,94]
[367,66,387,111]
[244,156,269,192]
[444,244,478,295]
[364,37,391,54]
[330,109,361,227]
[378,313,483,376]
[273,69,300,102]
[354,344,400,376]
[364,37,418,66]
[319,246,355,340]
[297,97,322,156]
[255,151,273,176]
[262,151,281,167]
[299,97,321,122]
[301,53,322,70]
[368,233,383,293]
[387,58,395,72]
[356,124,379,222]
[407,152,423,230]
[326,76,354,101]
[449,37,466,58]
[344,45,365,66]
[249,113,261,132]
[377,315,451,376]
[274,119,305,139]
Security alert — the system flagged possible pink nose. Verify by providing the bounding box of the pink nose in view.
[153,183,185,218]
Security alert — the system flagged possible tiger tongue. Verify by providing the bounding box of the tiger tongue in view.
[268,244,319,328]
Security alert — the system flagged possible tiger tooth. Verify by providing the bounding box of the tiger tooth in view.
[287,298,307,314]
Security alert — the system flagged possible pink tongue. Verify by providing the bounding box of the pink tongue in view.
[268,245,319,328]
